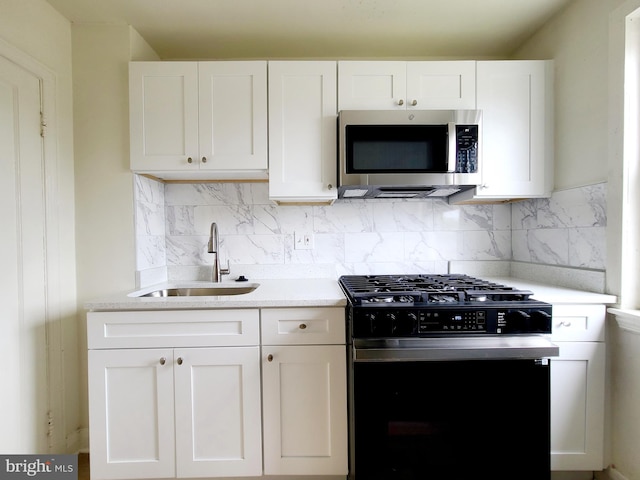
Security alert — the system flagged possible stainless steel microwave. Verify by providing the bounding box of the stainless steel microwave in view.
[338,109,482,199]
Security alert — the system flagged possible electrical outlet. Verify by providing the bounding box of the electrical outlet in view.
[294,231,314,250]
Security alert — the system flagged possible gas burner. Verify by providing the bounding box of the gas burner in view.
[364,296,396,303]
[361,295,415,305]
[426,293,462,303]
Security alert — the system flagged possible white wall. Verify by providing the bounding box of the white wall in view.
[0,0,79,453]
[72,24,159,432]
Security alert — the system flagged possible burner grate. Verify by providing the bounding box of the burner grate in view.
[339,274,533,305]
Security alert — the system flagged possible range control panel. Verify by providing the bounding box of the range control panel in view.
[419,310,486,333]
[351,305,553,338]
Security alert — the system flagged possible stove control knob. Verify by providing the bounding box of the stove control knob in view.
[362,312,377,336]
[373,312,395,336]
[531,310,552,333]
[504,310,531,333]
[394,312,418,335]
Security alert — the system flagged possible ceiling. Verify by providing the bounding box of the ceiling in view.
[44,0,573,60]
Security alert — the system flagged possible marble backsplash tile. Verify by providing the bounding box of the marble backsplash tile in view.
[511,183,606,270]
[133,176,607,284]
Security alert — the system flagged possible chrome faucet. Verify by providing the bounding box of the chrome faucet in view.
[207,222,230,282]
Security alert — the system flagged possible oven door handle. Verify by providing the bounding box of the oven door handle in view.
[352,336,559,362]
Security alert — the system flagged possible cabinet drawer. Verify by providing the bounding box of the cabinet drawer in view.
[261,308,345,345]
[551,304,605,342]
[88,310,260,349]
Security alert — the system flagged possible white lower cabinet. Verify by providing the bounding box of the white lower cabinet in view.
[261,308,349,476]
[87,307,348,479]
[88,348,177,480]
[550,304,606,471]
[88,347,262,479]
[87,310,262,480]
[262,345,348,475]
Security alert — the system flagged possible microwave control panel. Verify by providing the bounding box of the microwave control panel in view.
[455,125,479,173]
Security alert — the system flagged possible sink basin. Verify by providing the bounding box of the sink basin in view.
[137,284,259,297]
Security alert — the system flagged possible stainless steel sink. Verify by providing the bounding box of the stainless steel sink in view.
[138,284,259,297]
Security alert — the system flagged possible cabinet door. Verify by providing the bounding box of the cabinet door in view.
[198,61,268,172]
[406,61,476,109]
[262,345,348,475]
[268,61,337,203]
[88,349,176,480]
[550,342,605,471]
[338,61,407,110]
[129,62,199,171]
[174,347,262,477]
[475,60,553,198]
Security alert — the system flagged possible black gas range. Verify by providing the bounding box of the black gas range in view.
[339,273,553,338]
[341,274,557,479]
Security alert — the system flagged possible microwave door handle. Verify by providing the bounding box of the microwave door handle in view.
[447,122,457,172]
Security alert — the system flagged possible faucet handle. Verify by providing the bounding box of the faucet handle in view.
[221,260,231,277]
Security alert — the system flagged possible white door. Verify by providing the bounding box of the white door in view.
[174,347,262,478]
[262,345,348,475]
[0,55,49,453]
[406,61,477,109]
[268,61,338,203]
[129,62,199,171]
[88,349,176,480]
[476,61,550,197]
[338,61,407,110]
[198,62,268,172]
[550,342,606,471]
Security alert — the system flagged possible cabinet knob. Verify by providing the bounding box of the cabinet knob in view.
[267,354,273,362]
[299,323,307,330]
[159,357,166,365]
[327,184,333,190]
[187,157,193,164]
[201,156,207,163]
[177,357,183,365]
[411,99,418,106]
[397,99,404,106]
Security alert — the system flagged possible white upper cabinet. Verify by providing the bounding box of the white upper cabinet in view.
[268,61,338,204]
[129,61,268,180]
[338,60,476,110]
[451,60,554,203]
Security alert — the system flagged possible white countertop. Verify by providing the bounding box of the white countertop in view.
[84,278,348,311]
[485,277,617,305]
[84,275,616,312]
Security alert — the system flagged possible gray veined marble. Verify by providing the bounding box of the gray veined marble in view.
[133,175,608,285]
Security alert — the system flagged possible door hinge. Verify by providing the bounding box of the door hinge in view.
[40,111,47,137]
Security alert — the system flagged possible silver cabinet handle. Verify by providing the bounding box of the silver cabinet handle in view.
[299,323,307,330]
[327,184,333,190]
[201,156,207,163]
[559,321,572,327]
[159,357,166,365]
[267,354,273,362]
[397,99,404,106]
[411,99,418,106]
[177,357,183,366]
[187,157,193,164]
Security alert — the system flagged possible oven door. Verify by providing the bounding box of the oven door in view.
[348,336,557,480]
